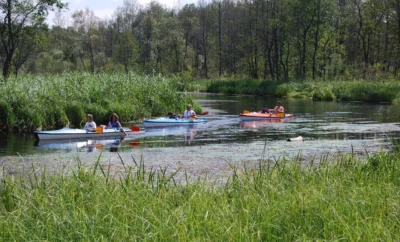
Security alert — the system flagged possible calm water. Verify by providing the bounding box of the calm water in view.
[1,93,400,156]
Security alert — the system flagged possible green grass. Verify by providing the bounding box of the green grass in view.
[0,73,200,131]
[1,152,400,240]
[205,78,400,103]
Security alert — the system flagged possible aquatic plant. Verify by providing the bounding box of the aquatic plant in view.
[0,151,399,240]
[312,87,336,101]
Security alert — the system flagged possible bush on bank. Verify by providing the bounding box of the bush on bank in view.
[0,152,399,240]
[205,78,400,103]
[0,73,198,131]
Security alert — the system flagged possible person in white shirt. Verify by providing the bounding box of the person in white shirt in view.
[84,114,97,132]
[270,101,285,114]
[182,104,197,118]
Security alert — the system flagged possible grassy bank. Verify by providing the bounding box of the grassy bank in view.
[0,73,200,131]
[205,78,400,103]
[1,152,400,240]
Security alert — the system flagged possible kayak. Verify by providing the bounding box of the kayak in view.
[239,112,294,121]
[143,118,208,128]
[34,127,144,140]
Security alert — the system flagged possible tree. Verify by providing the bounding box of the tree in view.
[12,25,49,76]
[0,0,65,79]
[72,8,101,73]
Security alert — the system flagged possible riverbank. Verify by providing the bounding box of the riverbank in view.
[190,78,400,103]
[1,149,399,240]
[0,73,201,131]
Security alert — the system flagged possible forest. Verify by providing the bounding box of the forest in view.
[1,0,400,81]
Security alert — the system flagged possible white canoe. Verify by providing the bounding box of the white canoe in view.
[143,118,208,128]
[34,127,144,140]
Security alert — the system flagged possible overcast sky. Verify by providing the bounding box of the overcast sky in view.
[49,0,198,26]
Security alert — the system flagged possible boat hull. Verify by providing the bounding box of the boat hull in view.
[239,113,294,121]
[143,118,207,128]
[34,128,144,140]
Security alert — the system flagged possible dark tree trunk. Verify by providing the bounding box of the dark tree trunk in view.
[312,0,321,79]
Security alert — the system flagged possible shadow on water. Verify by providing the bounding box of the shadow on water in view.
[2,93,400,157]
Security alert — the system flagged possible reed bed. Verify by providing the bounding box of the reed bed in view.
[0,152,399,241]
[0,73,197,131]
[205,78,400,103]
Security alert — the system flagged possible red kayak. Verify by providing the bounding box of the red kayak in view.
[239,112,294,121]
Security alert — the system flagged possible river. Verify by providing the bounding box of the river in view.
[1,93,400,170]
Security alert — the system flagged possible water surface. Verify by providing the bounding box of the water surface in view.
[1,94,400,158]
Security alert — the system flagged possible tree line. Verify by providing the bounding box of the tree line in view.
[1,0,400,81]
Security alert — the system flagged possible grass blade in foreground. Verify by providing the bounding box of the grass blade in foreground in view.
[0,152,400,240]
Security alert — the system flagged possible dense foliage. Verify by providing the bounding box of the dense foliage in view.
[206,78,400,103]
[1,152,400,240]
[2,0,400,80]
[0,73,197,131]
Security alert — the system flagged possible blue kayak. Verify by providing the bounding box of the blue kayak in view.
[143,118,207,127]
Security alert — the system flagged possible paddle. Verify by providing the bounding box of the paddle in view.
[95,126,141,133]
[188,117,197,120]
[243,110,250,114]
[198,111,209,115]
[129,126,141,132]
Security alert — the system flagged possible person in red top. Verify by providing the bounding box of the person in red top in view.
[270,101,284,114]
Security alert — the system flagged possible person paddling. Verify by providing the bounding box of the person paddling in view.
[106,113,127,136]
[182,104,197,119]
[270,101,285,114]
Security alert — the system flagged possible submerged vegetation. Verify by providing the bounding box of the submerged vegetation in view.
[205,78,400,103]
[0,73,199,131]
[1,152,400,240]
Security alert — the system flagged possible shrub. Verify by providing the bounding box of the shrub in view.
[65,102,85,127]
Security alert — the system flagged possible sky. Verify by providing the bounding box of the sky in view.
[49,0,198,26]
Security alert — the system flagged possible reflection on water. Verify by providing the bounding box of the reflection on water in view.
[33,137,127,153]
[2,93,400,156]
[239,116,294,129]
[26,126,199,154]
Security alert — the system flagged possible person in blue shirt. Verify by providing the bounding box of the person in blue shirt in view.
[107,113,127,136]
[261,105,270,114]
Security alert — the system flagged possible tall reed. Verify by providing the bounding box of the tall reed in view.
[0,73,198,131]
